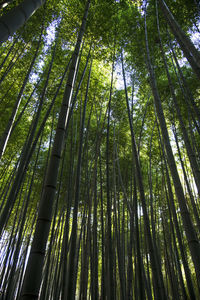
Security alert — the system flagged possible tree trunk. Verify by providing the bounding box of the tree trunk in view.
[20,1,90,299]
[122,51,167,300]
[0,25,43,158]
[0,0,46,43]
[145,10,200,290]
[106,56,115,300]
[158,0,200,79]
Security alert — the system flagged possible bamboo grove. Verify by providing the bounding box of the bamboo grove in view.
[0,0,200,299]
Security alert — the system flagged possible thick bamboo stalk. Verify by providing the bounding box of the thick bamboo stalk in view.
[20,1,90,298]
[0,0,46,43]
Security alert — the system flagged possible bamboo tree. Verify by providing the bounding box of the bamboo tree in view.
[99,152,105,300]
[60,117,76,300]
[156,108,197,299]
[39,136,66,300]
[145,8,200,290]
[106,54,115,300]
[0,43,26,86]
[92,122,99,300]
[0,34,19,71]
[0,23,44,158]
[0,0,46,43]
[20,2,90,298]
[121,50,167,300]
[158,0,200,79]
[155,1,200,196]
[168,42,200,134]
[113,136,126,300]
[0,34,60,236]
[172,124,200,234]
[4,132,44,300]
[66,59,92,300]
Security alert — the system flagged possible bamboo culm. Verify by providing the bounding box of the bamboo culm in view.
[0,0,46,43]
[20,1,90,298]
